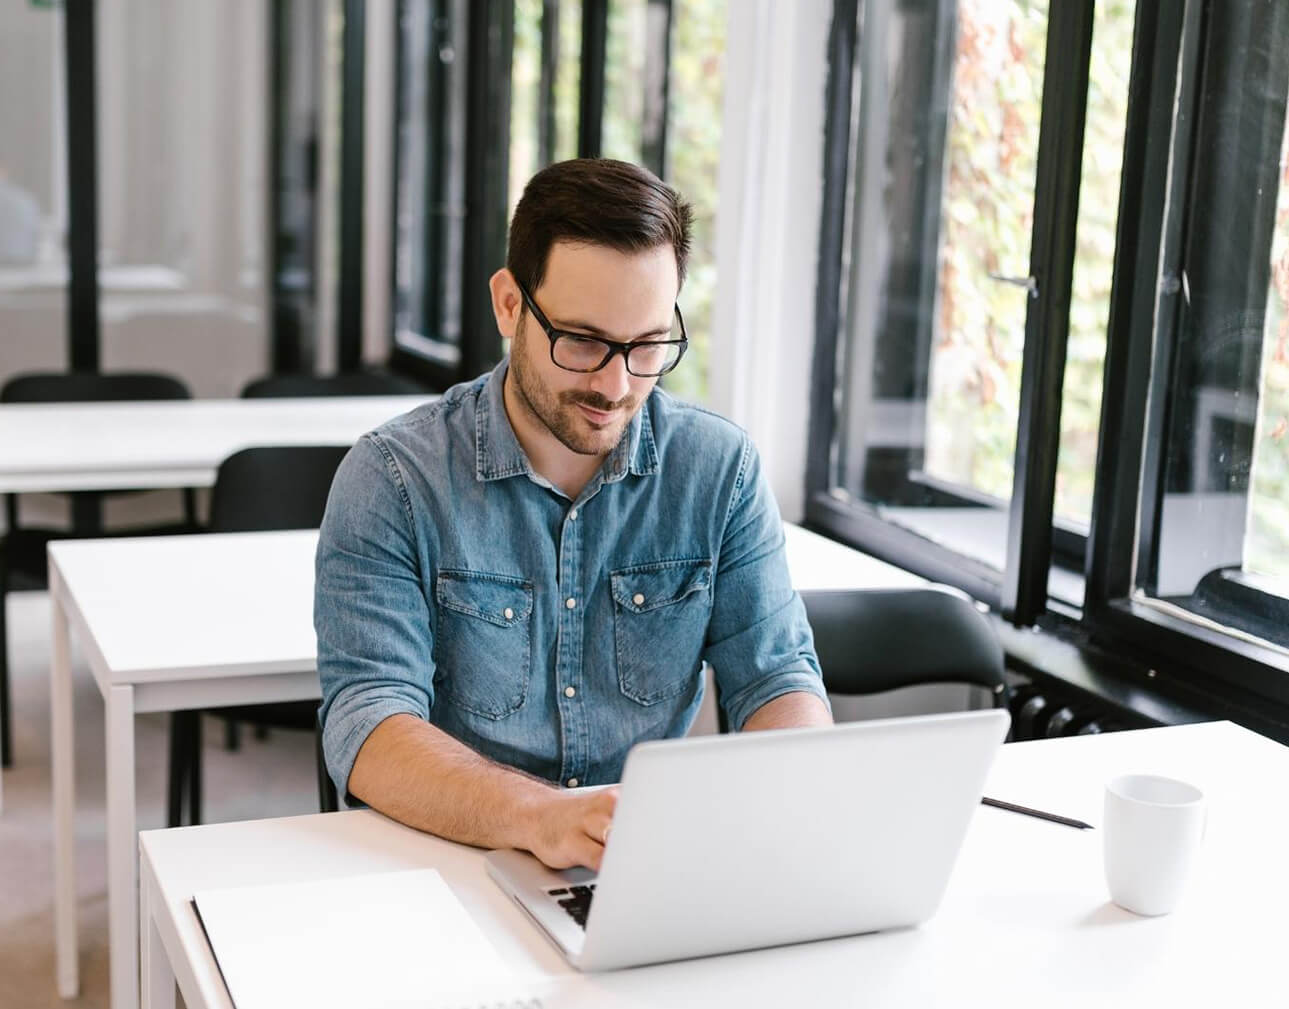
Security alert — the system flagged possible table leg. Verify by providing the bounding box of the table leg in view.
[50,576,78,999]
[140,862,176,1009]
[107,684,139,1009]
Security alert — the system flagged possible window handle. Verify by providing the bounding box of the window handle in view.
[987,272,1039,298]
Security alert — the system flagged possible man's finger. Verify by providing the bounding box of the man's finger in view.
[585,811,614,848]
[571,834,605,872]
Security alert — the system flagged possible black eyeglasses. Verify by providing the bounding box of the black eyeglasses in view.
[516,280,688,378]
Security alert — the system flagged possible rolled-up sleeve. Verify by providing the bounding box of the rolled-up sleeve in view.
[703,438,829,731]
[315,434,434,800]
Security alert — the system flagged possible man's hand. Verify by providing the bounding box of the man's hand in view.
[525,786,619,872]
[349,715,620,873]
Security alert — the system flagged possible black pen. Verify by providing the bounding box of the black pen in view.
[981,795,1094,830]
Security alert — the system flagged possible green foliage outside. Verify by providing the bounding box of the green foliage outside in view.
[924,0,1049,511]
[927,0,1133,528]
[1247,116,1289,578]
[601,0,724,405]
[507,0,724,405]
[655,0,725,405]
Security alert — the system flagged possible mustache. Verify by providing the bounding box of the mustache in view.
[562,391,634,412]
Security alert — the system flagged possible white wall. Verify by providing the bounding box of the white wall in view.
[708,0,834,523]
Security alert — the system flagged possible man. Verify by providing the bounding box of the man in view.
[316,159,831,873]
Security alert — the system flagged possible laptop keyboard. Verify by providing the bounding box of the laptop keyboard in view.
[546,884,596,929]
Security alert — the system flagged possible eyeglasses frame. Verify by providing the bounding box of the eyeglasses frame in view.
[515,279,688,377]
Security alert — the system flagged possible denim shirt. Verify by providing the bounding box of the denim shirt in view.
[315,359,826,798]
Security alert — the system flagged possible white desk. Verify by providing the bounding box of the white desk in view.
[137,721,1289,1008]
[0,393,426,859]
[0,395,431,493]
[48,522,908,1008]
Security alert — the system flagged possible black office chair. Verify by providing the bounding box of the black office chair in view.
[0,371,197,767]
[167,445,348,826]
[240,371,431,398]
[717,586,1008,732]
[801,587,1008,706]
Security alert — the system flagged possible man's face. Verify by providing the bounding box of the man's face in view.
[507,241,679,457]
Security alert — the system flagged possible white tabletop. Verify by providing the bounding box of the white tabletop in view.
[47,530,320,684]
[0,395,431,493]
[139,721,1289,1008]
[46,523,921,686]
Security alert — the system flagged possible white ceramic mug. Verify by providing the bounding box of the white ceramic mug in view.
[1103,773,1206,916]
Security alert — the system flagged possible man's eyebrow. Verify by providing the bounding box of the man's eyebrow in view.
[550,316,675,340]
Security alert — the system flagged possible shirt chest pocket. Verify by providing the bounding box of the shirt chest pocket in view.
[611,559,713,705]
[434,571,534,720]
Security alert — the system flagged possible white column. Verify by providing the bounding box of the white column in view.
[708,0,832,523]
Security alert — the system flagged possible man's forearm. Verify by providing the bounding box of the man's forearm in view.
[742,690,833,731]
[346,712,618,870]
[347,713,552,850]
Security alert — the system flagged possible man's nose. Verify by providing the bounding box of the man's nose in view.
[588,350,632,403]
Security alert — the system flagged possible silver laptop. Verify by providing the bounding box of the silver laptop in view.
[486,708,1009,971]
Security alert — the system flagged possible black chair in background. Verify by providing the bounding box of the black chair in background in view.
[240,371,430,398]
[800,587,1009,708]
[0,371,197,767]
[717,586,1008,733]
[167,445,348,827]
[211,369,429,758]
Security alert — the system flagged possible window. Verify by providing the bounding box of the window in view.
[392,0,470,379]
[810,0,1289,707]
[392,0,727,402]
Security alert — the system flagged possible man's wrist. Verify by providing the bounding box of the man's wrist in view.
[498,773,557,850]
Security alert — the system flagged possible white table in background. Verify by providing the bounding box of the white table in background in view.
[137,721,1289,1009]
[0,395,425,852]
[48,522,905,1008]
[0,395,430,494]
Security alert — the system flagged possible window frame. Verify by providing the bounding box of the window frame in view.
[388,0,678,387]
[808,0,1289,717]
[806,0,1097,621]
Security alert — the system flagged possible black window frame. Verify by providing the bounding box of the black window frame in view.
[807,0,1096,618]
[388,0,678,389]
[808,0,1289,719]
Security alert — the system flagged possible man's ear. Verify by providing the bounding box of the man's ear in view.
[489,268,522,339]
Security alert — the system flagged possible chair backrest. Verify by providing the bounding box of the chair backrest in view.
[208,446,351,533]
[0,370,191,404]
[240,372,428,398]
[801,587,1007,704]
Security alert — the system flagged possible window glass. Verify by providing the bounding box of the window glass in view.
[1056,0,1135,530]
[831,0,1048,574]
[94,0,268,397]
[0,1,67,386]
[657,0,725,406]
[392,0,468,369]
[510,0,543,218]
[552,0,582,162]
[1247,110,1289,581]
[602,0,647,164]
[1140,7,1289,651]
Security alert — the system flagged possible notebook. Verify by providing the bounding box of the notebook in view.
[193,868,515,1009]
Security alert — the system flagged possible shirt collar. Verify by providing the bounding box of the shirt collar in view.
[475,357,660,484]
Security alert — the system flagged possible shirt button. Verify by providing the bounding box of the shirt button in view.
[568,508,579,521]
[564,685,576,698]
[565,596,577,609]
[503,607,514,620]
[633,592,645,606]
[567,778,579,788]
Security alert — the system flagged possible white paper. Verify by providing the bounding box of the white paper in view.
[193,868,515,1009]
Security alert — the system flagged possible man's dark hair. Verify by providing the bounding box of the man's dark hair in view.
[506,158,694,294]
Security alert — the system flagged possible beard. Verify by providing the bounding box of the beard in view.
[508,318,640,457]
